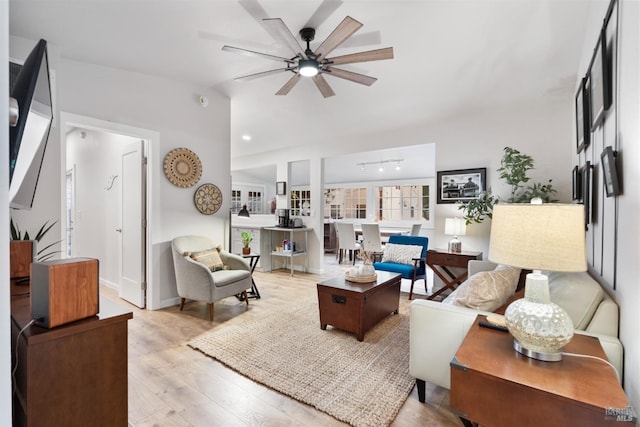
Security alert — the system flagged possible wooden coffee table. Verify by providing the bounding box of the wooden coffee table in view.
[316,271,401,341]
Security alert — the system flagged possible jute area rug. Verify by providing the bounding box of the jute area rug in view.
[188,297,413,427]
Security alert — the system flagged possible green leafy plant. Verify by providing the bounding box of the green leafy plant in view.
[458,147,558,224]
[459,189,499,224]
[10,218,63,261]
[240,231,253,248]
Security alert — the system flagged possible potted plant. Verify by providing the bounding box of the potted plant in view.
[458,147,558,224]
[240,231,253,255]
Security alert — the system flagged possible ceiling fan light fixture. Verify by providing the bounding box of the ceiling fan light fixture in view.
[299,59,319,77]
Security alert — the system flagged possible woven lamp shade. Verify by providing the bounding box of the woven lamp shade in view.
[489,204,587,272]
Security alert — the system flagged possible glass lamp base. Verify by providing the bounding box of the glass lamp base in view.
[513,339,563,362]
[448,237,461,253]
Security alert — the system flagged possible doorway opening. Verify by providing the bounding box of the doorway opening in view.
[60,112,152,309]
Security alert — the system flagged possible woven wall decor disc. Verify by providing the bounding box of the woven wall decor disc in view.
[194,183,223,215]
[163,148,202,188]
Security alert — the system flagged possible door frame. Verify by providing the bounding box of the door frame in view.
[60,112,156,309]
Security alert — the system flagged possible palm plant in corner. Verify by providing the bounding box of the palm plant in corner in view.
[10,218,63,261]
[458,147,558,224]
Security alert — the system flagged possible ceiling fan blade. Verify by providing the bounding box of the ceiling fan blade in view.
[276,74,302,95]
[339,31,381,49]
[325,67,377,86]
[304,0,343,29]
[235,68,291,82]
[315,16,363,60]
[312,74,336,98]
[262,18,306,59]
[327,47,394,66]
[222,45,294,63]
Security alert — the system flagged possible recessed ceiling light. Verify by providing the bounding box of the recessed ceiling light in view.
[242,135,252,141]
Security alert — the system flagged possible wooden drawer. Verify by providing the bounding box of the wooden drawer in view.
[427,250,472,268]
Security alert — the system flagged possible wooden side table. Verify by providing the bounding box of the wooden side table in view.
[426,248,482,300]
[450,316,636,427]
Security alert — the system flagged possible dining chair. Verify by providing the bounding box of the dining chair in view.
[334,222,362,265]
[410,223,422,236]
[361,223,384,262]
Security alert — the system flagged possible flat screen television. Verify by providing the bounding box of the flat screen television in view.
[9,39,53,210]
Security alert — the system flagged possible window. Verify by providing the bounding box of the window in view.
[231,184,265,214]
[231,190,242,214]
[248,191,262,214]
[374,185,430,221]
[290,189,311,216]
[324,187,367,219]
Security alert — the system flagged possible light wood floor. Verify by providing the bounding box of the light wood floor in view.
[104,256,463,427]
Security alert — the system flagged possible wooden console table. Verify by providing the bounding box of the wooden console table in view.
[450,316,635,426]
[426,248,482,300]
[11,289,132,426]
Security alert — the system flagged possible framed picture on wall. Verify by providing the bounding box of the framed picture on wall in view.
[582,161,592,226]
[436,168,486,204]
[572,165,583,201]
[588,29,610,131]
[276,181,286,195]
[601,146,621,197]
[575,77,590,153]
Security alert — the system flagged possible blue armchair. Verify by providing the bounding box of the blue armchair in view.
[373,235,429,300]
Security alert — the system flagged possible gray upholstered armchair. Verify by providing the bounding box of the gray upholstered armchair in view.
[171,235,252,320]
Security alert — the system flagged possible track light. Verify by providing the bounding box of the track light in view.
[356,158,405,172]
[299,59,319,77]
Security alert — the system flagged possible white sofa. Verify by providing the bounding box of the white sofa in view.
[409,260,623,401]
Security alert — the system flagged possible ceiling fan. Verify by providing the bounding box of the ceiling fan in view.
[222,15,394,98]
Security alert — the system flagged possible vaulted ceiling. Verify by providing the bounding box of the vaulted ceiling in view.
[10,0,593,164]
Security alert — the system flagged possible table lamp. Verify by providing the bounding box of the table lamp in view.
[238,205,250,217]
[488,200,586,361]
[445,217,466,253]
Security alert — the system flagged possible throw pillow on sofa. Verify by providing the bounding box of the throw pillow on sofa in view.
[381,243,423,265]
[443,264,521,311]
[189,249,225,272]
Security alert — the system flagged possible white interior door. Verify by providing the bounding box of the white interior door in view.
[119,141,146,308]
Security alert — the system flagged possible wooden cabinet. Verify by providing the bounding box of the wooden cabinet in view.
[11,292,132,427]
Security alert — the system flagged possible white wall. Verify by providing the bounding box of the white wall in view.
[571,0,639,412]
[607,0,639,412]
[58,59,231,309]
[1,1,12,423]
[9,36,232,310]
